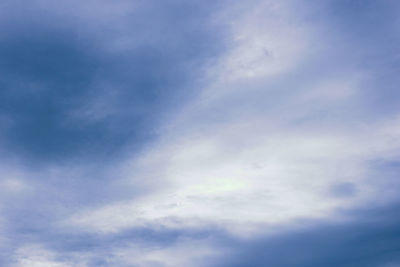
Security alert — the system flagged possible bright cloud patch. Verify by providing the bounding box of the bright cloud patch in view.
[1,0,400,266]
[64,0,400,239]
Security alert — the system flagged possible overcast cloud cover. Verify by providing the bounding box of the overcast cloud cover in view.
[0,0,400,266]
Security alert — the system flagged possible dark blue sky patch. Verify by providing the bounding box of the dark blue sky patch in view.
[0,29,106,161]
[0,0,226,165]
[215,203,400,267]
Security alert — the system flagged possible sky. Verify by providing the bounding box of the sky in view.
[0,0,400,266]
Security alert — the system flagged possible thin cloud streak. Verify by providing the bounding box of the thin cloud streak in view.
[0,0,399,266]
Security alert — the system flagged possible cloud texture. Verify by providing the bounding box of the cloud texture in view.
[0,0,400,266]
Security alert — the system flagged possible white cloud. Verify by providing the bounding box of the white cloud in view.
[62,0,400,241]
[66,111,400,234]
[105,237,223,267]
[13,245,70,267]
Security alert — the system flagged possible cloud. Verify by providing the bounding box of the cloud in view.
[1,0,400,266]
[64,0,400,237]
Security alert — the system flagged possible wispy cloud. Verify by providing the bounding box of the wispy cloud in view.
[1,0,400,266]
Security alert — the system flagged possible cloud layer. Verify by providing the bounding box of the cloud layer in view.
[0,0,400,266]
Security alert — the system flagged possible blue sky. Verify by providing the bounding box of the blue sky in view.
[0,0,400,266]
